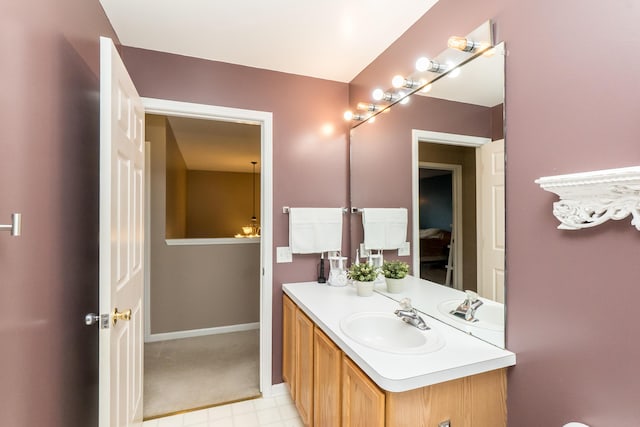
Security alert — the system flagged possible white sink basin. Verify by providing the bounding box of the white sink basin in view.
[437,299,504,331]
[339,312,445,354]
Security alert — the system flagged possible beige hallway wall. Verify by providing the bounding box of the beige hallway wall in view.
[146,115,260,334]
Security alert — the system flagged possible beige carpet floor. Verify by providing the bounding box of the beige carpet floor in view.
[143,329,260,419]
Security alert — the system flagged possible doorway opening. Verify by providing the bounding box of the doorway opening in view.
[412,130,491,294]
[418,165,459,286]
[142,99,273,418]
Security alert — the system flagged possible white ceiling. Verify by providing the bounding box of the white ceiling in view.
[99,0,439,82]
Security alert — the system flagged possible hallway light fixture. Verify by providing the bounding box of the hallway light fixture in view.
[237,161,260,238]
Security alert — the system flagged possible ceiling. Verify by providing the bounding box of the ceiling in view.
[99,0,439,82]
[167,116,261,173]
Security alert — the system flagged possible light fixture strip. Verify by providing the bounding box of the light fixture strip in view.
[348,20,494,129]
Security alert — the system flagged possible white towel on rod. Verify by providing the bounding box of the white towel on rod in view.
[362,208,407,250]
[289,208,343,254]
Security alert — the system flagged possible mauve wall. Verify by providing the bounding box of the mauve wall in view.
[351,0,640,425]
[0,1,117,426]
[349,95,490,275]
[121,47,350,381]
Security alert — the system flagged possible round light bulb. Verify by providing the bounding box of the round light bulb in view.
[372,88,384,101]
[391,75,406,88]
[448,36,471,51]
[415,57,431,72]
[343,110,353,121]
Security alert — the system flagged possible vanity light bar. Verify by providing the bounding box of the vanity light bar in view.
[415,57,447,73]
[346,20,493,129]
[448,36,482,52]
[392,75,422,90]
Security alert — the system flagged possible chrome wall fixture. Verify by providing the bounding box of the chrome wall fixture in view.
[0,213,22,237]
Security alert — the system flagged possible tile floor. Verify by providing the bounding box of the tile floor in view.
[142,393,303,427]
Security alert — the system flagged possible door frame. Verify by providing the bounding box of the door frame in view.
[411,130,490,289]
[417,162,462,289]
[141,97,274,396]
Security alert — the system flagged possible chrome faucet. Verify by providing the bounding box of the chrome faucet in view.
[450,290,484,322]
[394,298,429,330]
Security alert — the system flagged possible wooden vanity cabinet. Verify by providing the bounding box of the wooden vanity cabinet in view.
[342,356,385,427]
[294,305,315,425]
[282,294,507,427]
[282,294,314,426]
[282,294,296,397]
[313,328,342,427]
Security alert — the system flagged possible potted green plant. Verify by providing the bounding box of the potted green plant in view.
[382,260,410,293]
[347,262,380,297]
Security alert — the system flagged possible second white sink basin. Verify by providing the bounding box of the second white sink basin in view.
[437,299,504,331]
[339,312,445,354]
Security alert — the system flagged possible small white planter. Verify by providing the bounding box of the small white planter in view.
[355,281,375,297]
[385,277,406,293]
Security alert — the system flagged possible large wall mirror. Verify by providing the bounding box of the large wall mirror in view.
[349,40,506,347]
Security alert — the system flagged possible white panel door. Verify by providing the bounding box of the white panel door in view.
[477,139,505,303]
[99,37,145,427]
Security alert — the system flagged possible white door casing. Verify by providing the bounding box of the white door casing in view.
[477,138,505,303]
[140,97,274,396]
[99,37,145,427]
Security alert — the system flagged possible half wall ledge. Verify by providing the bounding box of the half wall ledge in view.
[535,166,640,231]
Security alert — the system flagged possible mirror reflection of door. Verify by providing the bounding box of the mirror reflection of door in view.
[419,143,477,292]
[144,114,262,418]
[418,167,454,285]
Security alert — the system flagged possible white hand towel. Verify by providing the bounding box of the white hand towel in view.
[289,208,343,254]
[362,208,407,250]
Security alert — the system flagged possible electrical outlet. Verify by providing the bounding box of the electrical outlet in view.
[398,241,410,256]
[276,246,292,263]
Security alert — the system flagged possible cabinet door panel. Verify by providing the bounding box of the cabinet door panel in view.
[464,369,506,427]
[386,378,464,427]
[342,356,385,427]
[314,328,341,427]
[295,309,314,426]
[282,295,296,398]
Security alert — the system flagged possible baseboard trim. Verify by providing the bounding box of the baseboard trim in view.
[146,322,260,343]
[267,382,288,397]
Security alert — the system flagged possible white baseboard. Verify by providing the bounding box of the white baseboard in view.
[145,322,260,343]
[263,382,288,398]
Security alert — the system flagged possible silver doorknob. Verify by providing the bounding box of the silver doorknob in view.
[85,313,99,325]
[85,313,109,328]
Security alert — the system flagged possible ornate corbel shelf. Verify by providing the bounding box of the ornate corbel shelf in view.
[535,166,640,230]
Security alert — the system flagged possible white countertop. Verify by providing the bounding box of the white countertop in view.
[283,281,516,393]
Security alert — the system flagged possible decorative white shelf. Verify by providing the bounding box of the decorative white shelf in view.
[535,166,640,230]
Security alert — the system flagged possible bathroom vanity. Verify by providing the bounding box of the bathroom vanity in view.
[282,281,516,427]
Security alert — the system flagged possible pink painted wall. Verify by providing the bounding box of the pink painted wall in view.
[0,1,118,426]
[120,47,350,384]
[4,1,640,425]
[351,0,640,425]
